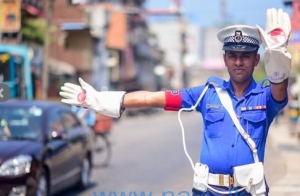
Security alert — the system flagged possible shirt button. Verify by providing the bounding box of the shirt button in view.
[231,144,235,148]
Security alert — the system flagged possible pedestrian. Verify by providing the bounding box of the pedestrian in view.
[71,105,96,129]
[59,8,291,196]
[288,79,300,134]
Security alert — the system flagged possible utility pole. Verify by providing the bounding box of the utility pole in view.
[221,0,227,26]
[176,0,188,87]
[42,0,54,100]
[144,0,187,88]
[179,9,187,87]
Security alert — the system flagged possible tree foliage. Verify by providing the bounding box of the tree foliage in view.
[21,17,47,45]
[21,14,56,46]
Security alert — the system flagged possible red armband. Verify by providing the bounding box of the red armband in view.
[164,90,182,111]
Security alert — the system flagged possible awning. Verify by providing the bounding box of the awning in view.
[48,58,76,75]
[60,22,88,31]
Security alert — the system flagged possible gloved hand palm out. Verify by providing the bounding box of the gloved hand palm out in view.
[258,8,291,49]
[60,78,126,118]
[60,78,96,108]
[256,8,292,83]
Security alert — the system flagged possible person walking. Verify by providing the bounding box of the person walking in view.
[71,105,96,129]
[59,8,291,196]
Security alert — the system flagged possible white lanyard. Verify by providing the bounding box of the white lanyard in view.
[177,85,209,170]
[215,87,259,163]
[178,84,259,173]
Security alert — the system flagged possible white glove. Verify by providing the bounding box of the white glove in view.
[59,78,126,118]
[256,8,292,83]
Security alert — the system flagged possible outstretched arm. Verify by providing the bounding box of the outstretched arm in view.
[122,91,165,108]
[59,78,168,118]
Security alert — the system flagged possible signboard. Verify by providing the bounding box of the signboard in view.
[0,53,10,63]
[106,11,127,50]
[0,0,21,33]
[0,52,11,82]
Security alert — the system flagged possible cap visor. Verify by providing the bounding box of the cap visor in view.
[223,45,258,52]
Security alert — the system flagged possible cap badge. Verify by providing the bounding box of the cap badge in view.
[234,30,243,43]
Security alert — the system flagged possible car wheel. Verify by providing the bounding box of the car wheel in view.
[79,157,91,188]
[37,169,49,196]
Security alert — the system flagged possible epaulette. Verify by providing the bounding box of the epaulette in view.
[205,76,225,87]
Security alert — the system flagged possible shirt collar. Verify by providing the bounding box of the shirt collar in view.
[206,76,265,95]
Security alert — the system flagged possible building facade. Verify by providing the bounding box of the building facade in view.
[284,0,300,73]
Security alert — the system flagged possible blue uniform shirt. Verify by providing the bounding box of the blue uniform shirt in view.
[181,76,287,175]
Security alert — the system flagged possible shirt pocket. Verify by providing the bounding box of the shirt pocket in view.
[243,111,266,139]
[205,112,226,138]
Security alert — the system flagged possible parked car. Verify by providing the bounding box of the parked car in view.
[0,100,94,196]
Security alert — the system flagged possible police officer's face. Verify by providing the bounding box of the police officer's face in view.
[223,51,260,84]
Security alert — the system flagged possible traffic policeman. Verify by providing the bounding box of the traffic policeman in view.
[59,8,291,196]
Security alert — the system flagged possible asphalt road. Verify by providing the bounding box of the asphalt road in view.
[58,111,284,196]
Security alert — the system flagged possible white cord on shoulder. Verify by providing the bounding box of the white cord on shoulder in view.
[177,84,246,195]
[177,84,209,171]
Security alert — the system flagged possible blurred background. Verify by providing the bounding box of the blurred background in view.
[0,0,298,103]
[1,1,300,196]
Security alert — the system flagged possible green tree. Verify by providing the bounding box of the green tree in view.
[21,17,47,45]
[21,10,56,46]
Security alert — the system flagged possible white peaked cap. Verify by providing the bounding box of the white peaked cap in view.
[217,25,262,51]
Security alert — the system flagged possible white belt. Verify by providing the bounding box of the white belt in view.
[208,173,235,187]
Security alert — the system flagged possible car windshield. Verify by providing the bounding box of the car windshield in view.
[0,106,43,140]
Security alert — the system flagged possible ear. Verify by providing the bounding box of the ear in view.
[255,53,260,67]
[223,54,227,67]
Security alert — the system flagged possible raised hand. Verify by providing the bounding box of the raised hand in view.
[256,8,292,83]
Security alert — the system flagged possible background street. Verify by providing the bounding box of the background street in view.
[57,111,288,196]
[1,1,299,196]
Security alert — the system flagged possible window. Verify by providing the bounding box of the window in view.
[0,106,43,140]
[48,111,64,134]
[61,111,80,131]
